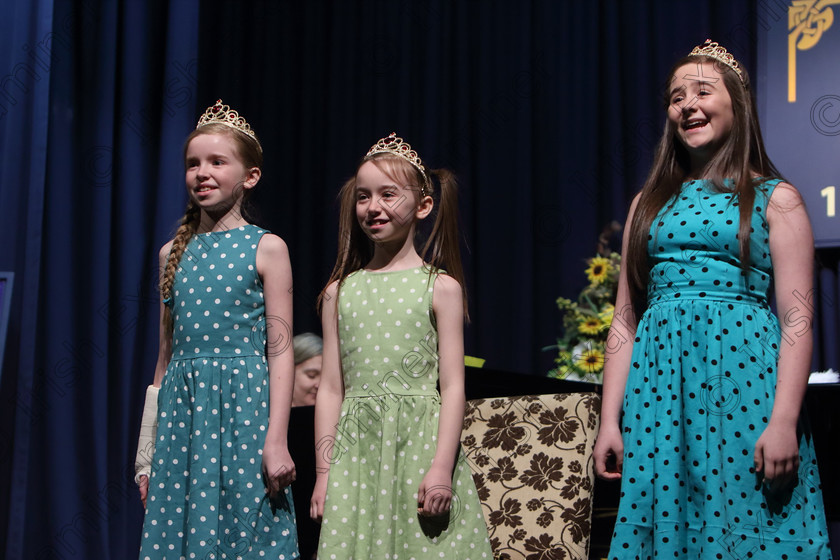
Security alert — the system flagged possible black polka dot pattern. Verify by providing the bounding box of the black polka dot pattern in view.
[608,180,832,559]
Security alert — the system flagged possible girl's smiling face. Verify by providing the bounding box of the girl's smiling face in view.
[354,160,423,244]
[185,132,259,212]
[668,61,735,165]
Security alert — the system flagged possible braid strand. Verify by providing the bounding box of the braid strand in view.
[161,203,201,302]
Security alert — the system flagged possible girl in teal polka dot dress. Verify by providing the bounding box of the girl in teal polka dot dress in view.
[593,41,832,558]
[310,133,493,559]
[134,100,299,559]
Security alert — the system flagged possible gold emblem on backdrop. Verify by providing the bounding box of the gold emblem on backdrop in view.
[789,0,840,102]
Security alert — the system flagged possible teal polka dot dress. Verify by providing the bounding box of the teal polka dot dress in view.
[609,180,832,559]
[318,266,493,559]
[140,225,298,560]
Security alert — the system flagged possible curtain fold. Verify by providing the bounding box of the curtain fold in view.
[1,1,199,558]
[0,0,54,557]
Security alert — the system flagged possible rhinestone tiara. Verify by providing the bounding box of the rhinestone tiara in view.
[365,132,430,193]
[688,39,744,83]
[196,99,257,140]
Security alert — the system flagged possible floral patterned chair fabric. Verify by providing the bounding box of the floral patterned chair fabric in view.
[460,392,601,560]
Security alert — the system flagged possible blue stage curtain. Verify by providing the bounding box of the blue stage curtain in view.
[0,0,54,554]
[0,0,198,557]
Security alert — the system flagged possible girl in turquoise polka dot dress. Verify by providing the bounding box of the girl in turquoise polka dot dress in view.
[134,100,299,559]
[593,41,832,558]
[310,133,493,559]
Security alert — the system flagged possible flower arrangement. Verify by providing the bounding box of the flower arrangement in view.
[546,225,622,384]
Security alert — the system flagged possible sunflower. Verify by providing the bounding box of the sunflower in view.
[585,256,612,284]
[578,316,604,336]
[547,238,622,382]
[574,345,605,374]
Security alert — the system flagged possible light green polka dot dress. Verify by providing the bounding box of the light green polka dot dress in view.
[140,225,298,560]
[318,266,492,559]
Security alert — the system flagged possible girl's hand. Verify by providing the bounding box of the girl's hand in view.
[310,475,328,522]
[138,474,149,509]
[754,421,800,492]
[417,466,452,517]
[262,442,296,498]
[593,423,624,480]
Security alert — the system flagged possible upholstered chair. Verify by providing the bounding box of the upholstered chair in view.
[460,393,601,560]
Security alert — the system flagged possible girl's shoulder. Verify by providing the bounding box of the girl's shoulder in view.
[255,232,291,279]
[430,269,462,308]
[766,181,807,222]
[765,180,801,204]
[323,279,340,297]
[430,270,459,292]
[429,270,464,323]
[255,231,288,254]
[747,177,803,213]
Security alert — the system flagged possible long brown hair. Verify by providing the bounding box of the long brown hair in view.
[159,124,263,335]
[626,53,782,315]
[318,152,469,319]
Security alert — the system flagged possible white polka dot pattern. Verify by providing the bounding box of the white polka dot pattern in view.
[319,267,492,558]
[139,226,298,559]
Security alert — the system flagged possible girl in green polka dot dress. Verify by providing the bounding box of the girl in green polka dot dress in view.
[310,133,493,559]
[135,100,299,559]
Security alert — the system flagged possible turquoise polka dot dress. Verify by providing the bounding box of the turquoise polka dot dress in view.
[318,266,493,559]
[140,225,298,560]
[609,180,832,559]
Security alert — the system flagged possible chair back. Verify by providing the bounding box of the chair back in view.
[460,392,601,560]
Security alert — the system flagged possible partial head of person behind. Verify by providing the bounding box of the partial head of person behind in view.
[319,132,468,318]
[291,333,324,407]
[625,40,783,315]
[159,99,264,334]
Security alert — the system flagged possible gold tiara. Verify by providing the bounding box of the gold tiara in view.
[366,132,430,194]
[196,99,258,140]
[688,39,744,83]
